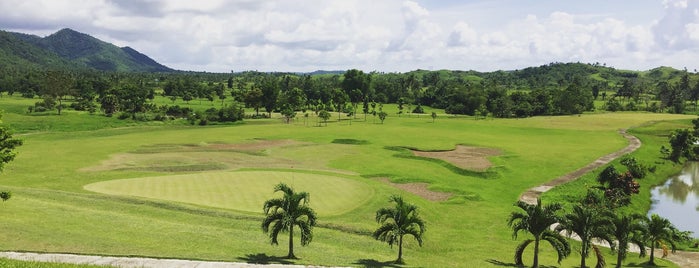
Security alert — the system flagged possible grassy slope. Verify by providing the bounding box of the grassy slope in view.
[0,95,691,267]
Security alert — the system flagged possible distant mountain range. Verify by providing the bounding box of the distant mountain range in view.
[0,28,172,72]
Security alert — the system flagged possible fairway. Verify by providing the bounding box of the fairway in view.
[1,95,694,268]
[84,170,374,216]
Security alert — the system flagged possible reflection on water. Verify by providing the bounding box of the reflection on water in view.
[649,162,699,237]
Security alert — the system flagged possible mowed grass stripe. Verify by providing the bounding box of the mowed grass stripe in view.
[84,171,373,216]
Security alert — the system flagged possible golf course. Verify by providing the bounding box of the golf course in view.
[0,94,696,267]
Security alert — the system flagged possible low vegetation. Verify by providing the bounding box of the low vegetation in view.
[0,71,696,267]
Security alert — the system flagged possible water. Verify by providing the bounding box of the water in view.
[649,162,699,238]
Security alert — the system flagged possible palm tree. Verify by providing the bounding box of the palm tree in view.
[372,195,426,264]
[508,198,571,268]
[643,214,681,266]
[262,183,317,259]
[610,213,646,268]
[555,204,615,268]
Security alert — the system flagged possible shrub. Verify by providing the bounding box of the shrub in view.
[620,156,647,179]
[117,112,131,120]
[412,104,424,114]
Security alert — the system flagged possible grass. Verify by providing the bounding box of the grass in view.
[0,258,110,268]
[84,170,375,216]
[0,94,693,267]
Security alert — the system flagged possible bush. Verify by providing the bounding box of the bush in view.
[412,104,424,114]
[71,100,96,111]
[605,98,623,112]
[117,112,131,120]
[218,105,244,122]
[620,156,647,179]
[163,105,193,118]
[33,106,47,113]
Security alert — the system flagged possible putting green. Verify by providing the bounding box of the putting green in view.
[84,171,374,216]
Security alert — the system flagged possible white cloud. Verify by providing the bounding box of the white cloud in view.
[0,0,698,72]
[448,22,477,47]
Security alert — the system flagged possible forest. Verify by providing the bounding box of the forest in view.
[1,62,698,125]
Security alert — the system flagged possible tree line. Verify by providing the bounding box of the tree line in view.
[2,63,699,125]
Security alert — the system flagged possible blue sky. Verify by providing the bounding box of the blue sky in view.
[1,0,697,72]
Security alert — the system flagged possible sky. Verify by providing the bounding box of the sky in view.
[1,0,699,73]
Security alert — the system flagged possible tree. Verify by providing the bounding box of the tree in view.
[318,110,331,126]
[243,87,264,117]
[0,113,23,173]
[373,195,426,264]
[117,83,151,118]
[596,165,640,207]
[643,214,685,266]
[555,205,615,268]
[508,198,571,268]
[610,213,646,268]
[667,128,696,162]
[42,70,74,115]
[280,105,296,124]
[216,83,227,106]
[397,97,405,117]
[378,111,387,124]
[262,183,317,259]
[0,113,21,203]
[260,76,280,117]
[690,79,699,111]
[341,69,370,98]
[331,88,348,121]
[0,191,10,201]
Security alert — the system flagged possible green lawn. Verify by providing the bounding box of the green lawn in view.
[84,170,375,216]
[0,258,109,268]
[0,95,692,267]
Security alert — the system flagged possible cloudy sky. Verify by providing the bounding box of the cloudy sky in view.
[1,0,698,73]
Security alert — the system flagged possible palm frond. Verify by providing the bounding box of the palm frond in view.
[630,237,646,258]
[375,207,396,223]
[262,198,285,214]
[592,245,606,268]
[297,220,314,246]
[542,230,571,263]
[514,239,533,266]
[261,212,284,233]
[404,226,424,246]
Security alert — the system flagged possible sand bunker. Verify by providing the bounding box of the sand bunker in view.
[80,139,317,172]
[411,145,501,171]
[205,139,303,152]
[378,178,452,201]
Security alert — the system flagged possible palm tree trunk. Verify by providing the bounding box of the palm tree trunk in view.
[396,235,404,264]
[288,225,295,259]
[581,242,587,268]
[649,245,655,266]
[616,250,623,268]
[532,238,540,268]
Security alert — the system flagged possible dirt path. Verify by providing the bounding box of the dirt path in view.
[518,129,641,205]
[517,129,699,268]
[0,251,338,268]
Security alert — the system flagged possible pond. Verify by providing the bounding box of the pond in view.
[649,162,699,238]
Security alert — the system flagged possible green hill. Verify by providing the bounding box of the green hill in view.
[0,30,77,70]
[1,28,172,72]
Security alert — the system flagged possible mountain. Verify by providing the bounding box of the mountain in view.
[0,28,173,72]
[0,30,77,70]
